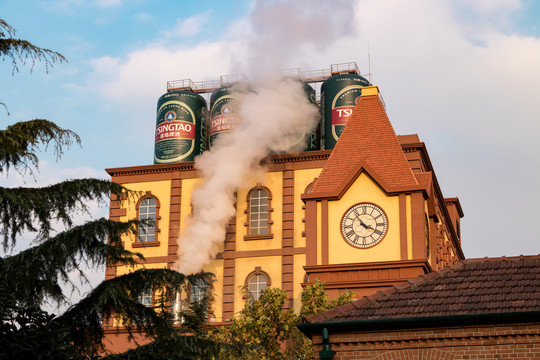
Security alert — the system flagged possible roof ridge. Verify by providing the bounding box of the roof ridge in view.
[465,254,540,262]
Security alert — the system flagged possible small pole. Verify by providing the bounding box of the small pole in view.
[319,327,335,360]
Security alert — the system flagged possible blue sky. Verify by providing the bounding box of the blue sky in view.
[1,0,540,261]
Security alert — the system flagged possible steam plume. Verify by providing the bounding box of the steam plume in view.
[176,77,319,274]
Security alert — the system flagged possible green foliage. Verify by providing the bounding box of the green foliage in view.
[0,178,128,248]
[211,288,297,360]
[0,283,77,360]
[0,17,66,74]
[300,279,354,318]
[0,218,143,307]
[211,280,354,360]
[288,280,354,359]
[0,120,80,176]
[58,270,213,356]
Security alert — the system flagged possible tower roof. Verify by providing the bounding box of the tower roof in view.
[308,94,418,198]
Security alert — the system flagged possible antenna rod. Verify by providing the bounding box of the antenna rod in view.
[368,42,372,83]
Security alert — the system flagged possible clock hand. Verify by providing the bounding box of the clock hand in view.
[358,219,375,231]
[358,219,371,229]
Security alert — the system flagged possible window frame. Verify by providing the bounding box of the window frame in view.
[133,192,161,247]
[244,185,273,240]
[302,180,317,238]
[138,286,154,307]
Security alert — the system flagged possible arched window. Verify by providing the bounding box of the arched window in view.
[245,267,271,301]
[245,186,273,239]
[134,193,160,247]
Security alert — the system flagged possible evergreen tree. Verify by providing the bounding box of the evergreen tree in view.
[0,18,236,359]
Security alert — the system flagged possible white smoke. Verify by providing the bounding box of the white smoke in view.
[238,0,357,74]
[176,77,319,274]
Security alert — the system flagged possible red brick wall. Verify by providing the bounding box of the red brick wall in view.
[311,322,540,359]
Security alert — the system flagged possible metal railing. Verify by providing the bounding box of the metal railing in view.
[166,62,373,94]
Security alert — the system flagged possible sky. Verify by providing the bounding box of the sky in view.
[1,0,539,263]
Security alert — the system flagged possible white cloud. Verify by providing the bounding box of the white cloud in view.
[94,0,122,7]
[88,40,242,108]
[134,12,155,23]
[47,0,121,12]
[165,12,211,38]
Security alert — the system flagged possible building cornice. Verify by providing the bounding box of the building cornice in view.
[106,150,331,179]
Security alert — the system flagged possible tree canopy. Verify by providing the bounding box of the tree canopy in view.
[210,280,354,360]
[0,17,233,359]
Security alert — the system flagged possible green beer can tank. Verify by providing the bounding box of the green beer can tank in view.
[154,90,207,164]
[320,73,371,150]
[208,85,239,149]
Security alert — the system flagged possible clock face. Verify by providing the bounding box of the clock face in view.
[341,203,388,248]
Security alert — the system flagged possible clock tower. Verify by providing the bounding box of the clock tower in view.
[302,86,463,298]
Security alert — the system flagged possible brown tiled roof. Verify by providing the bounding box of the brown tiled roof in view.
[305,255,540,324]
[310,95,417,195]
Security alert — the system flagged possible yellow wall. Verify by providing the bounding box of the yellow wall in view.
[293,253,306,311]
[406,194,413,260]
[327,173,401,264]
[179,177,200,234]
[294,168,322,248]
[203,259,224,322]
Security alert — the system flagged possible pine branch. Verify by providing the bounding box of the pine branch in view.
[0,18,67,74]
[0,119,80,176]
[0,218,143,307]
[57,269,193,355]
[0,178,127,248]
[0,100,7,116]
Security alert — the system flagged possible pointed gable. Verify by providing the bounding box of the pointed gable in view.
[308,93,418,198]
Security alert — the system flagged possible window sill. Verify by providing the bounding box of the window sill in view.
[244,234,273,241]
[132,240,161,248]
